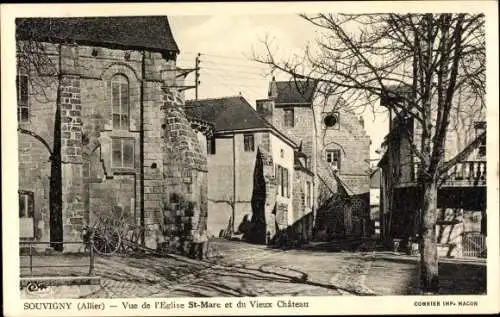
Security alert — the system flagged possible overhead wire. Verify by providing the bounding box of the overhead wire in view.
[201,59,269,70]
[202,67,268,79]
[203,71,265,92]
[201,72,264,99]
[182,51,253,62]
[176,51,272,101]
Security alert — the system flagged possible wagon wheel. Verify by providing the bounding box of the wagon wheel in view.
[93,227,121,255]
[121,225,144,254]
[119,228,136,254]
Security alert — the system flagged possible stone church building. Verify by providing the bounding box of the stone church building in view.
[16,17,210,252]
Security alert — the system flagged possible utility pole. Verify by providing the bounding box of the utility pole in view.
[195,53,201,100]
[166,53,201,99]
[232,132,236,234]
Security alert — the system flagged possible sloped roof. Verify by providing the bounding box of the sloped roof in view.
[16,16,179,53]
[333,172,355,197]
[185,96,297,147]
[185,96,274,132]
[272,80,316,105]
[370,169,381,188]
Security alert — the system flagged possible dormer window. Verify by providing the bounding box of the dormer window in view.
[111,75,129,130]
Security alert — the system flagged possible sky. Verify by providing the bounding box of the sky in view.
[169,15,389,161]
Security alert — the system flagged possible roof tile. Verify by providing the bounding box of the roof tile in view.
[272,80,316,105]
[185,96,297,148]
[16,16,179,53]
[185,96,274,132]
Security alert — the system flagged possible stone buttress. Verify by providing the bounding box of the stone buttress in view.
[59,44,85,251]
[161,88,208,254]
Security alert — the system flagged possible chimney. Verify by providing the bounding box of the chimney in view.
[256,98,274,124]
[359,116,365,128]
[268,79,278,99]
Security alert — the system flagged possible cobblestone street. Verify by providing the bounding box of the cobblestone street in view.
[21,239,486,299]
[85,239,349,298]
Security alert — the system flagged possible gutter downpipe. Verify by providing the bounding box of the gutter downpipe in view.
[232,133,237,234]
[139,50,145,246]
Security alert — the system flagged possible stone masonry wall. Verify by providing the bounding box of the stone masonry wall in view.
[314,108,370,239]
[59,73,85,248]
[162,88,208,254]
[315,108,370,195]
[260,143,278,243]
[273,106,315,163]
[142,77,165,248]
[17,43,58,243]
[260,91,370,239]
[18,39,209,253]
[291,168,314,242]
[59,44,86,251]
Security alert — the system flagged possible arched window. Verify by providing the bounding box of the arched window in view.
[111,75,129,130]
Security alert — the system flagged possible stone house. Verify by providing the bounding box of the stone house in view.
[378,89,486,257]
[257,79,371,240]
[185,96,314,244]
[16,17,210,253]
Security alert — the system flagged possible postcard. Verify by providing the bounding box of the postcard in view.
[2,1,499,316]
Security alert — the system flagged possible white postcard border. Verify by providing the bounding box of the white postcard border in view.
[2,2,499,316]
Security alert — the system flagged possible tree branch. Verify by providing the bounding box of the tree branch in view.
[18,127,53,156]
[439,130,485,175]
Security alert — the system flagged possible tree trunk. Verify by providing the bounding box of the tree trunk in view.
[49,100,63,251]
[420,180,439,293]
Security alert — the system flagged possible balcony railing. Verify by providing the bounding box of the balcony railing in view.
[412,161,486,186]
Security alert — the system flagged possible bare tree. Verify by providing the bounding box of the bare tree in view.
[16,23,100,250]
[253,13,486,293]
[16,32,65,249]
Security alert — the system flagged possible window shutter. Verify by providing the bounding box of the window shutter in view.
[27,192,34,218]
[19,193,25,217]
[278,166,281,196]
[285,169,290,198]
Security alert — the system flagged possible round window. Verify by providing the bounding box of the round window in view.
[323,114,338,127]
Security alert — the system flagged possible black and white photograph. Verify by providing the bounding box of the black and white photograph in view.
[2,1,499,316]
